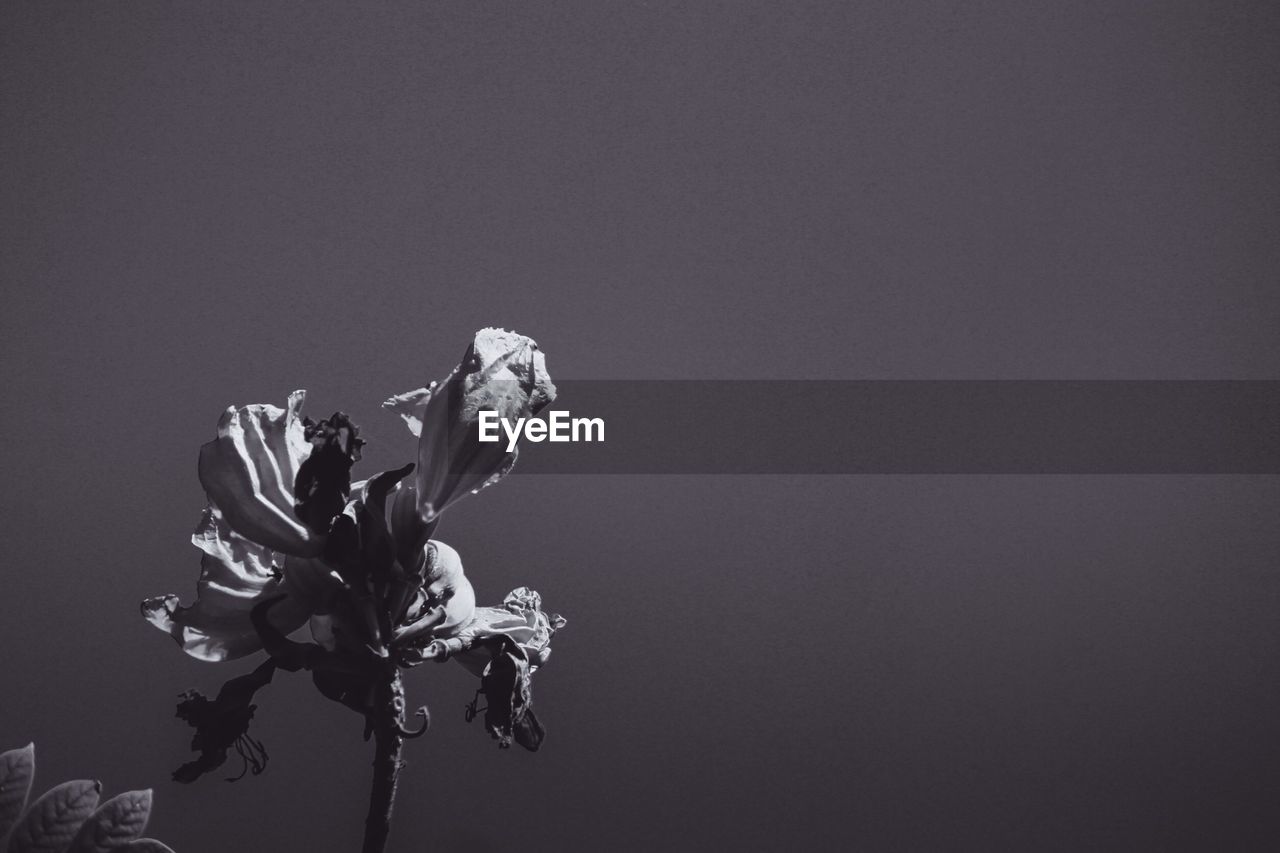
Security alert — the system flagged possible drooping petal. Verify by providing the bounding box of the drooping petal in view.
[172,660,277,783]
[478,639,542,750]
[404,586,563,675]
[141,505,312,662]
[197,390,320,556]
[383,328,556,523]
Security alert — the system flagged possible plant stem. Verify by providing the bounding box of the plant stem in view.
[362,666,406,853]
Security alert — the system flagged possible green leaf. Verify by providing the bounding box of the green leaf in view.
[0,744,36,842]
[119,842,174,853]
[67,791,151,853]
[6,780,100,853]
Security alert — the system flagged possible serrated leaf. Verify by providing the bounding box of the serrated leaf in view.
[119,842,174,853]
[0,744,36,841]
[67,790,151,853]
[6,780,100,853]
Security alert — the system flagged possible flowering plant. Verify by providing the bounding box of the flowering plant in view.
[141,329,565,853]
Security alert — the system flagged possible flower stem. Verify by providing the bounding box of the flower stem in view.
[362,666,406,853]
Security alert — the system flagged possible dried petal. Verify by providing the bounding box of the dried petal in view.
[293,412,365,536]
[476,639,544,751]
[384,328,556,522]
[197,391,320,556]
[141,505,311,661]
[172,661,276,783]
[391,541,475,645]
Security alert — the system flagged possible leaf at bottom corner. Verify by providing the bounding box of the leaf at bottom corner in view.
[68,790,152,853]
[5,780,101,853]
[0,744,36,840]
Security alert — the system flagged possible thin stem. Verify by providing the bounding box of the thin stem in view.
[362,666,406,853]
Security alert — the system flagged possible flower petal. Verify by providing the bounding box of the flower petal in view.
[479,641,538,749]
[391,540,475,645]
[423,540,476,634]
[197,391,320,556]
[381,387,431,438]
[409,586,563,676]
[386,479,434,571]
[383,328,556,523]
[141,506,311,661]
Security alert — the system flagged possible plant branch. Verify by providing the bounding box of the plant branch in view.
[360,666,404,850]
[362,666,407,853]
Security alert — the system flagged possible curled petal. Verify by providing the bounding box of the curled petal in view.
[383,328,556,523]
[391,540,475,645]
[197,391,320,556]
[381,387,431,439]
[406,586,562,676]
[141,505,311,662]
[422,541,476,635]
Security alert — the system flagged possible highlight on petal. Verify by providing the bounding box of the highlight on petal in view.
[197,391,320,557]
[391,540,476,646]
[141,506,312,662]
[383,328,556,523]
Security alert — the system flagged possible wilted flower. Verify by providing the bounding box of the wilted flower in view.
[140,327,569,823]
[141,392,347,662]
[142,329,554,664]
[383,327,556,523]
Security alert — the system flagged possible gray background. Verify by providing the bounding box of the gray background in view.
[2,2,1279,850]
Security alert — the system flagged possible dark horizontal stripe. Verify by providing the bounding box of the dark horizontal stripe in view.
[503,381,1280,474]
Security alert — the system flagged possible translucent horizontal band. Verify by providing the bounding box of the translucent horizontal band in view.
[500,381,1280,474]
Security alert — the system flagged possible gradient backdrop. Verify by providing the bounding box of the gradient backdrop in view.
[3,2,1279,851]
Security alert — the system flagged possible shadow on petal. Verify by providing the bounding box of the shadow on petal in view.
[141,505,311,662]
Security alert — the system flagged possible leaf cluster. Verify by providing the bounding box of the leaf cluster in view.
[0,745,174,853]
